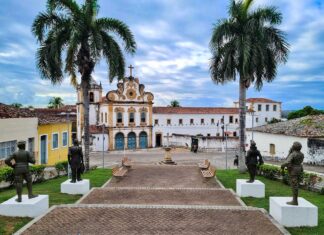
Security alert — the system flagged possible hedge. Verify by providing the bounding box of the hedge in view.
[54,160,69,173]
[258,164,322,191]
[0,165,46,185]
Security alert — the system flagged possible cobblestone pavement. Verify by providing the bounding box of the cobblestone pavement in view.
[21,206,283,235]
[80,188,242,206]
[106,165,220,188]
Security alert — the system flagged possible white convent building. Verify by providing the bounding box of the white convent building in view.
[76,69,282,151]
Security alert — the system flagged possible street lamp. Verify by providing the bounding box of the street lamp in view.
[247,103,255,141]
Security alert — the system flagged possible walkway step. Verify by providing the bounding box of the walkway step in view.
[16,205,289,235]
[79,188,243,206]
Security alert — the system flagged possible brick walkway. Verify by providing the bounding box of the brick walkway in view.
[80,188,242,206]
[17,165,288,235]
[106,165,220,188]
[21,206,284,235]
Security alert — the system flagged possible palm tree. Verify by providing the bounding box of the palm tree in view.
[209,0,289,172]
[32,0,136,170]
[48,97,64,109]
[169,100,180,107]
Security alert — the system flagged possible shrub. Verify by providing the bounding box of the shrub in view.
[0,167,14,184]
[30,165,46,183]
[259,164,281,180]
[320,187,324,195]
[55,160,69,173]
[0,165,46,185]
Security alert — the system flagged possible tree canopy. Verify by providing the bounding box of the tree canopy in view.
[288,106,324,120]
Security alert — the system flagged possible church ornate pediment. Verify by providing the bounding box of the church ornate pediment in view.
[106,75,154,103]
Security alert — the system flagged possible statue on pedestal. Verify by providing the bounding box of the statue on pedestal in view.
[5,141,38,202]
[68,139,84,183]
[245,141,263,183]
[281,142,304,206]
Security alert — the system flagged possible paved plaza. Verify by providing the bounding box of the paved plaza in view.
[17,164,288,235]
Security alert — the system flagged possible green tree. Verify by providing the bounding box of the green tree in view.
[169,100,180,107]
[11,103,23,108]
[48,97,64,109]
[209,0,289,172]
[32,0,136,170]
[288,106,324,120]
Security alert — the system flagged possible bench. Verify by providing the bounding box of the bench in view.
[122,157,132,168]
[201,165,216,179]
[198,159,210,169]
[112,166,128,177]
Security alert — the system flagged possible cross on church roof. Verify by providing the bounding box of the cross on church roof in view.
[128,65,134,77]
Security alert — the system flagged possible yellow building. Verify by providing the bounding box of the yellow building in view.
[37,121,73,165]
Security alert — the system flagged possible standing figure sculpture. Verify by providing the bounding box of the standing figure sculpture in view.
[4,141,38,202]
[68,139,84,183]
[245,141,263,183]
[281,142,304,205]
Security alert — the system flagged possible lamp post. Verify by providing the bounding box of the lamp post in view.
[247,103,255,141]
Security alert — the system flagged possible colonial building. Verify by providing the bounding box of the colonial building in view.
[77,70,154,151]
[246,115,324,164]
[76,67,282,151]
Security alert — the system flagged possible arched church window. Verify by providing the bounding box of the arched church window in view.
[117,112,123,123]
[89,92,94,102]
[129,112,135,123]
[141,112,146,123]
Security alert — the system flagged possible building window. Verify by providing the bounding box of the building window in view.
[62,132,68,147]
[270,144,276,155]
[190,119,194,125]
[167,119,171,125]
[229,116,233,123]
[117,112,123,123]
[256,117,259,123]
[28,138,34,153]
[89,92,94,102]
[207,134,211,137]
[179,119,183,125]
[258,104,262,111]
[101,113,103,123]
[154,119,159,125]
[52,133,59,149]
[105,113,107,123]
[141,112,146,123]
[266,104,269,111]
[265,117,268,122]
[273,105,277,111]
[0,140,17,160]
[201,119,204,125]
[129,113,135,123]
[233,131,237,137]
[235,118,238,124]
[211,119,215,124]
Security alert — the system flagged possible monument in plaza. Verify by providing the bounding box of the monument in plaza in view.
[4,141,38,202]
[0,141,48,218]
[280,141,304,206]
[245,140,263,183]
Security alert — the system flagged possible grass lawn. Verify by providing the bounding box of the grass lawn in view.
[217,169,324,235]
[0,168,112,235]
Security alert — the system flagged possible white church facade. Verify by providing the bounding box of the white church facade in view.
[76,69,282,151]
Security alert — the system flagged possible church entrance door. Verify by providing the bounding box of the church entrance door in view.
[156,134,162,147]
[127,132,136,149]
[139,131,148,149]
[115,133,124,150]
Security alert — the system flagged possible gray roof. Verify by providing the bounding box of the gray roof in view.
[248,115,324,138]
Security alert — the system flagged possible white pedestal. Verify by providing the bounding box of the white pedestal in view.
[0,195,49,218]
[236,179,265,198]
[61,179,90,195]
[270,197,318,227]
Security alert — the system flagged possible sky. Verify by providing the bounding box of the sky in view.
[0,0,323,110]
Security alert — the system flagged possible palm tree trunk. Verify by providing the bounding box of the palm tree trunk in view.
[81,79,90,171]
[238,77,247,173]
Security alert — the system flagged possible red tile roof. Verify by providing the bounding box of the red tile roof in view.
[153,107,239,114]
[89,125,108,134]
[0,103,75,124]
[234,98,280,103]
